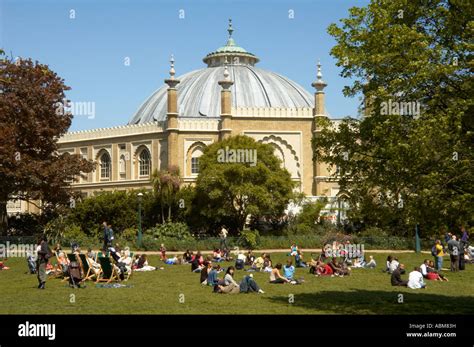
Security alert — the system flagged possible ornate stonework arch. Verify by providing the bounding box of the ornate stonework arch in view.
[258,134,301,179]
[186,141,207,177]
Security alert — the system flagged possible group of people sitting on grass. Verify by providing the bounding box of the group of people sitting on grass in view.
[200,263,265,294]
[309,258,352,277]
[390,257,449,289]
[48,243,154,282]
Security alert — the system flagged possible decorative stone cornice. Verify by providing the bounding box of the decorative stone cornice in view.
[58,121,165,143]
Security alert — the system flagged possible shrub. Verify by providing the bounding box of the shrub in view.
[141,234,160,251]
[239,229,260,249]
[120,227,138,242]
[147,222,193,240]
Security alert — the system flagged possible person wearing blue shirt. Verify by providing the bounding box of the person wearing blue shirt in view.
[207,265,220,288]
[283,260,295,280]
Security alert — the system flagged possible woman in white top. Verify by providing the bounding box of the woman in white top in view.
[389,258,400,273]
[118,249,132,274]
[269,263,290,284]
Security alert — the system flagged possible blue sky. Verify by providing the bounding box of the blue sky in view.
[1,0,369,131]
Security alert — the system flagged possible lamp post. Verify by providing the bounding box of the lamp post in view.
[137,192,143,247]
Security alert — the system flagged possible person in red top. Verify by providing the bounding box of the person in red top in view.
[315,261,333,276]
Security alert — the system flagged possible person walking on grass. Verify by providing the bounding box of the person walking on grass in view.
[219,225,229,250]
[36,235,52,290]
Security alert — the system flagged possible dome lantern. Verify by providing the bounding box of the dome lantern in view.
[203,19,259,67]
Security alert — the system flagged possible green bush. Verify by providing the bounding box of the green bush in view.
[119,227,138,242]
[140,234,160,251]
[239,229,260,249]
[147,222,192,240]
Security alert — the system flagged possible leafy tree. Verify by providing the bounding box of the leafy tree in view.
[67,191,139,238]
[194,135,295,234]
[0,54,94,234]
[314,0,474,236]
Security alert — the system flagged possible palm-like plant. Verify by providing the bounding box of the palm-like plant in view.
[151,165,181,223]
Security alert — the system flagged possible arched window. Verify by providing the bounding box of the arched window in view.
[139,148,151,177]
[191,147,203,174]
[100,151,111,179]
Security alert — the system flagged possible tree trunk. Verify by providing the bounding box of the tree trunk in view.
[0,199,8,236]
[161,198,165,224]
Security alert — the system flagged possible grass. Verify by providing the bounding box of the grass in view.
[0,252,473,314]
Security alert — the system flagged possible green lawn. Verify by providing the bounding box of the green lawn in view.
[0,252,473,314]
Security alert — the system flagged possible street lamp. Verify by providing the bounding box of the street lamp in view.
[137,192,143,247]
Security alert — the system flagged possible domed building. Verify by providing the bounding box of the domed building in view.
[50,20,342,218]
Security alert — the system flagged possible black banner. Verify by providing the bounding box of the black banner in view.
[0,314,472,345]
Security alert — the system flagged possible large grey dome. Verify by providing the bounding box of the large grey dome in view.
[128,19,314,124]
[128,65,314,124]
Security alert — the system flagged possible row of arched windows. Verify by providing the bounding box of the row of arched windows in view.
[98,147,151,180]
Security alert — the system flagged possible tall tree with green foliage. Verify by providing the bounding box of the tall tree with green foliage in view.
[0,53,94,235]
[194,135,295,234]
[314,0,473,236]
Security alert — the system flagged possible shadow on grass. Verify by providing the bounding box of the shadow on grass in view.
[265,289,474,314]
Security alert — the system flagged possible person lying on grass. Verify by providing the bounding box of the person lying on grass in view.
[391,264,408,287]
[426,260,448,281]
[133,254,156,271]
[314,260,333,276]
[165,255,184,265]
[0,260,9,270]
[269,263,291,284]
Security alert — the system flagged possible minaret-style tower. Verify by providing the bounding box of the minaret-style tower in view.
[218,59,234,140]
[312,60,327,116]
[165,55,180,167]
[311,60,328,196]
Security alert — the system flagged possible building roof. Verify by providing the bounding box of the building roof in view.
[128,19,314,124]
